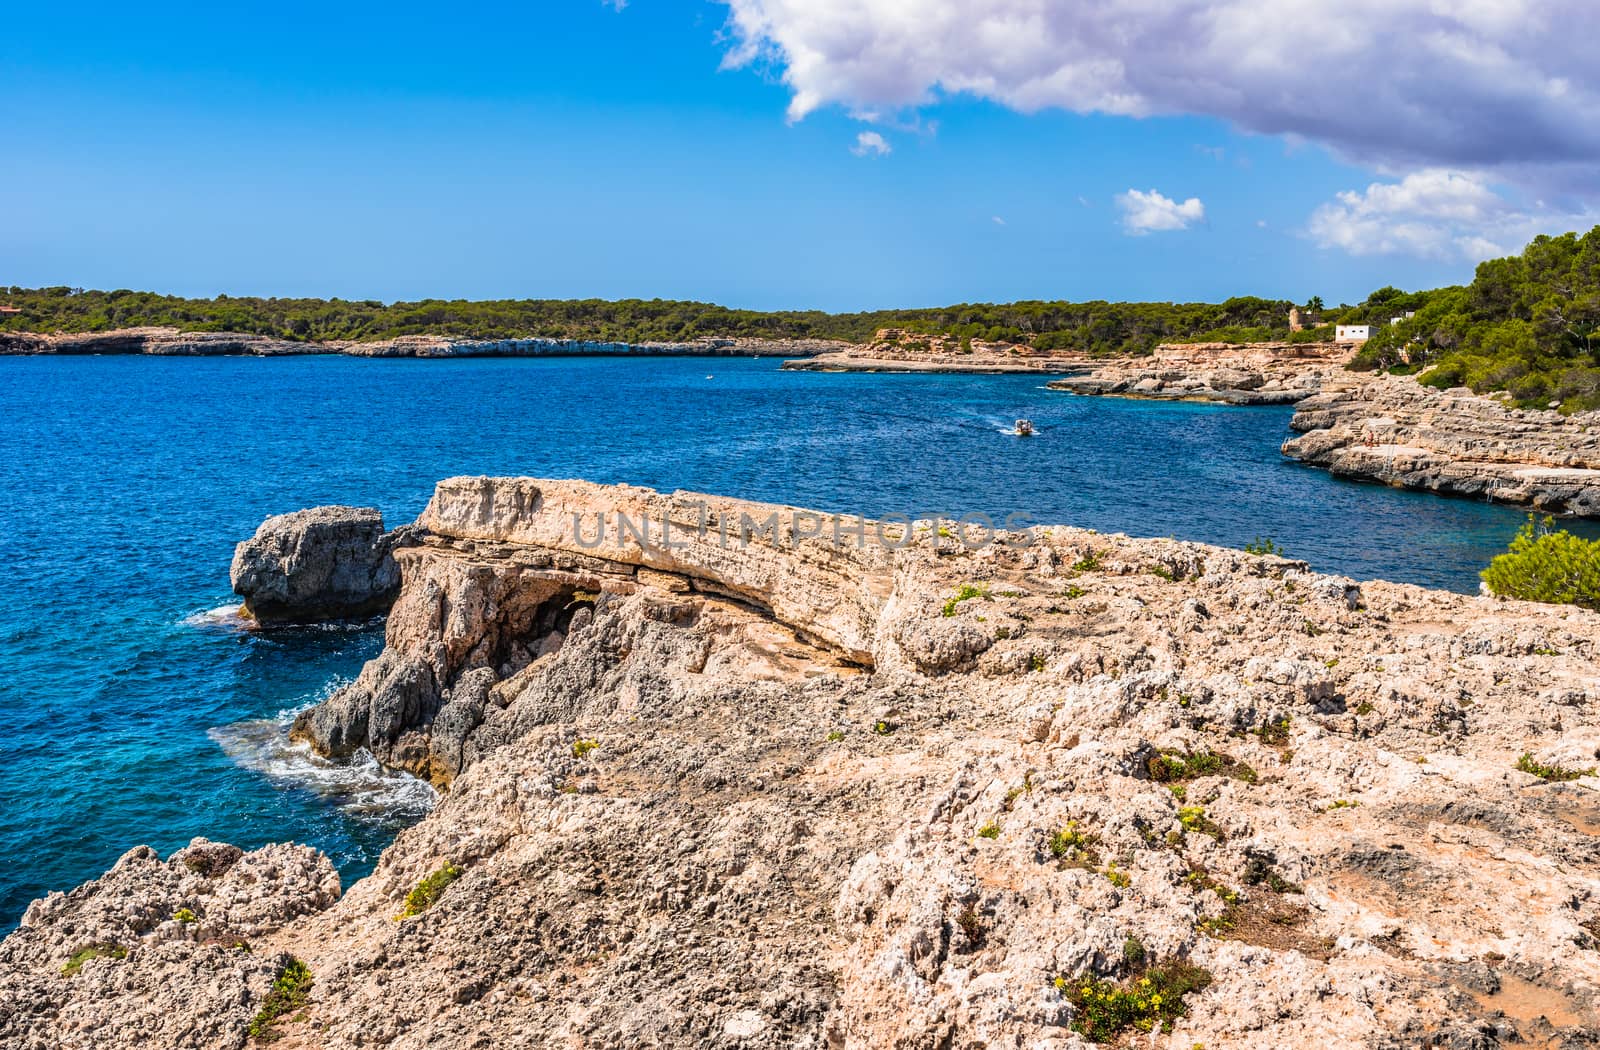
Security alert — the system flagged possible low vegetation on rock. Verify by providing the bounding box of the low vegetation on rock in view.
[399,864,464,919]
[1057,961,1214,1043]
[941,583,987,617]
[1516,752,1596,782]
[247,957,313,1042]
[60,943,125,976]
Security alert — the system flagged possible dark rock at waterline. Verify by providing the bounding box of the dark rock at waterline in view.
[230,506,421,625]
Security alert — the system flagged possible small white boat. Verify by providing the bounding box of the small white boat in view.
[1014,419,1035,437]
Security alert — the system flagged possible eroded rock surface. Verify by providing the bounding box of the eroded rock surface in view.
[10,477,1600,1048]
[231,506,420,624]
[1284,375,1600,515]
[0,839,338,1050]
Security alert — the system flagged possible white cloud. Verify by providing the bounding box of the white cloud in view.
[850,130,891,157]
[1307,168,1600,261]
[1116,189,1205,235]
[991,215,1006,225]
[716,0,1600,187]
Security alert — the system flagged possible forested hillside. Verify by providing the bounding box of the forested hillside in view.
[1355,228,1600,411]
[0,286,1309,357]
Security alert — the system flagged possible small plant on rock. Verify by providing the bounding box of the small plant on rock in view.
[1244,537,1283,557]
[956,904,985,947]
[1516,752,1595,782]
[399,863,464,919]
[1256,716,1292,748]
[942,583,988,617]
[173,907,198,924]
[572,738,600,759]
[1048,821,1101,867]
[977,821,1001,839]
[1056,961,1213,1042]
[1178,805,1225,841]
[247,957,313,1042]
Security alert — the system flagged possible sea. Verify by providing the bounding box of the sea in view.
[3,353,1592,929]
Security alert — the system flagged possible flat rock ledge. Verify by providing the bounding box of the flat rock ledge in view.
[1283,375,1600,516]
[230,506,420,624]
[9,476,1600,1048]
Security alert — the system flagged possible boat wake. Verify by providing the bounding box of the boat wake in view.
[182,603,249,630]
[209,685,437,822]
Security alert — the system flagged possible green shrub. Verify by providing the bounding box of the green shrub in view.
[1481,517,1600,611]
[247,957,313,1041]
[173,907,198,924]
[571,738,600,759]
[977,821,1001,839]
[1243,537,1283,557]
[1056,961,1213,1042]
[400,863,464,919]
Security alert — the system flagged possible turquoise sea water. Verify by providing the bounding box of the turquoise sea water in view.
[3,354,1595,930]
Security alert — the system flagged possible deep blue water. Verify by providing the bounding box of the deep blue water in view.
[3,354,1596,929]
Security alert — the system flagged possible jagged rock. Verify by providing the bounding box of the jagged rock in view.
[1282,375,1600,515]
[230,506,420,624]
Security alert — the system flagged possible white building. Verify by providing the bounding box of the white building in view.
[1336,324,1374,342]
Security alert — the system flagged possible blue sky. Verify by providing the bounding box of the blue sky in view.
[3,1,1595,311]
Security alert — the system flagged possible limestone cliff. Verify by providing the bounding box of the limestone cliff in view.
[1283,376,1600,515]
[7,477,1600,1048]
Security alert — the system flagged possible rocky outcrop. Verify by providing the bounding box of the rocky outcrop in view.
[0,328,847,358]
[1047,343,1350,405]
[0,838,338,1050]
[1283,376,1600,515]
[10,477,1600,1048]
[231,506,420,624]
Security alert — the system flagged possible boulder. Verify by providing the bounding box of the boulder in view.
[230,506,419,624]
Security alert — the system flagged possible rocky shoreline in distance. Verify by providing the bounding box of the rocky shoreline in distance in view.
[6,476,1600,1048]
[1283,376,1600,516]
[1046,342,1351,406]
[0,327,850,358]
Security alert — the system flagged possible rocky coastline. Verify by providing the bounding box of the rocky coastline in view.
[1283,376,1600,516]
[7,476,1600,1048]
[0,327,849,359]
[1046,342,1351,406]
[781,348,1092,374]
